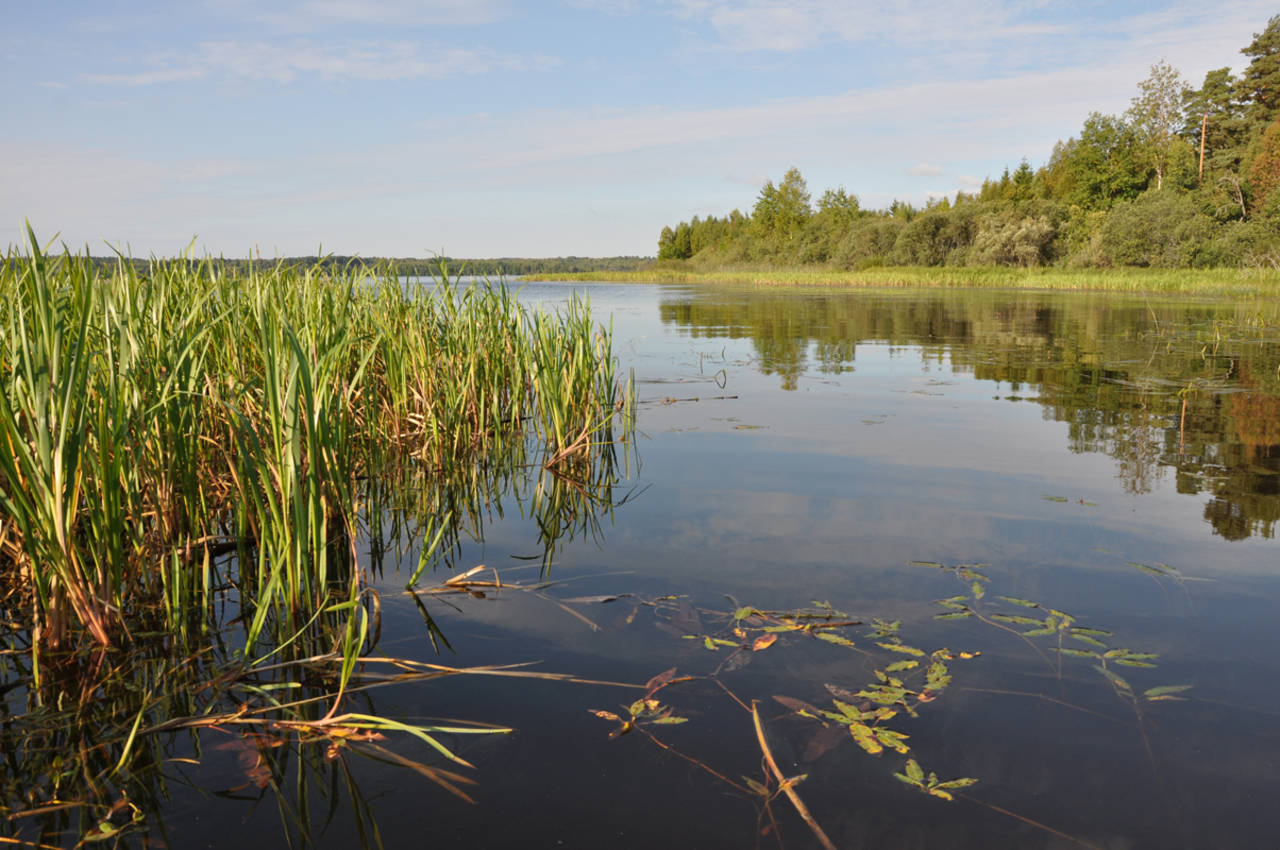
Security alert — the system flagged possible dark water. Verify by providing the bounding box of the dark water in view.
[13,282,1280,849]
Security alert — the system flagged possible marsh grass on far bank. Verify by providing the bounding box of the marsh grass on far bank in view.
[536,264,1280,297]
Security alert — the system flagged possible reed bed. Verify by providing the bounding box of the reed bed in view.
[537,265,1280,297]
[0,229,632,671]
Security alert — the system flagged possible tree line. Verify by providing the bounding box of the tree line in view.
[29,255,650,278]
[657,15,1280,270]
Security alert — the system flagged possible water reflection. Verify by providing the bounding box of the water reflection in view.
[660,287,1280,539]
[0,423,633,849]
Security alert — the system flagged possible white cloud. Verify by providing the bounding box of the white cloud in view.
[905,163,943,176]
[208,0,513,29]
[664,0,1074,52]
[81,40,559,85]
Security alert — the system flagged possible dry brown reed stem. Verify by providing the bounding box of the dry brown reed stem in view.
[751,701,838,850]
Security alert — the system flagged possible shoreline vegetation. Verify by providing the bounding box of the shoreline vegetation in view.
[534,265,1280,297]
[646,17,1280,283]
[0,230,636,844]
[0,230,632,666]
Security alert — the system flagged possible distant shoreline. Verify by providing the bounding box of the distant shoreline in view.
[531,265,1280,298]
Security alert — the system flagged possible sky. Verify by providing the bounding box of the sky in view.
[2,1,1275,258]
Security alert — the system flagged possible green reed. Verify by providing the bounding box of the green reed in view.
[0,228,633,676]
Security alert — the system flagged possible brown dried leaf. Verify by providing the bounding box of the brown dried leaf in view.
[752,633,779,652]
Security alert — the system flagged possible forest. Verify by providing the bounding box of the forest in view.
[657,15,1280,271]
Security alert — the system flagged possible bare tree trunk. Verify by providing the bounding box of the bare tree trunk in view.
[1199,112,1208,181]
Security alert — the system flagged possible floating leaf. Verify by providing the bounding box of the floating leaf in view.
[1144,685,1193,701]
[1128,561,1169,577]
[703,636,717,651]
[1022,627,1056,637]
[935,611,973,620]
[937,595,969,610]
[1071,627,1113,637]
[874,727,910,754]
[815,631,857,647]
[833,700,868,721]
[970,580,985,600]
[752,633,778,652]
[1057,648,1097,658]
[644,667,677,695]
[590,710,621,722]
[927,788,955,801]
[878,642,925,656]
[997,596,1041,608]
[1042,495,1069,502]
[1095,665,1132,693]
[712,638,740,647]
[934,777,979,791]
[906,758,924,783]
[849,722,883,755]
[651,716,688,725]
[885,660,919,673]
[734,606,756,621]
[1070,633,1109,648]
[910,561,945,568]
[926,661,951,692]
[990,614,1042,626]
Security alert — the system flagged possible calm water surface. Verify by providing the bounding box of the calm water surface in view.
[152,284,1280,847]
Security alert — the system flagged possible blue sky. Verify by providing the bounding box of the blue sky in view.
[2,1,1274,257]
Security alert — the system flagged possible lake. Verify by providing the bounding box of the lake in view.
[8,281,1280,849]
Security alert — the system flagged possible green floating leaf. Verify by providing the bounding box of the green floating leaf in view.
[1095,665,1132,693]
[934,777,979,791]
[885,659,919,673]
[833,699,867,721]
[970,580,985,600]
[990,613,1042,626]
[1128,561,1169,577]
[1057,648,1098,658]
[1144,684,1193,701]
[926,661,951,692]
[815,631,857,648]
[1071,627,1113,637]
[906,758,924,783]
[936,596,970,610]
[849,722,883,755]
[1070,633,1109,648]
[878,642,925,656]
[703,636,717,651]
[1022,627,1056,637]
[1042,495,1069,502]
[910,561,945,569]
[733,606,756,621]
[651,716,688,725]
[935,611,973,620]
[874,727,910,755]
[997,596,1041,608]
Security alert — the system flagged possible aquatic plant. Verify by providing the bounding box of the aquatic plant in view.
[0,227,633,676]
